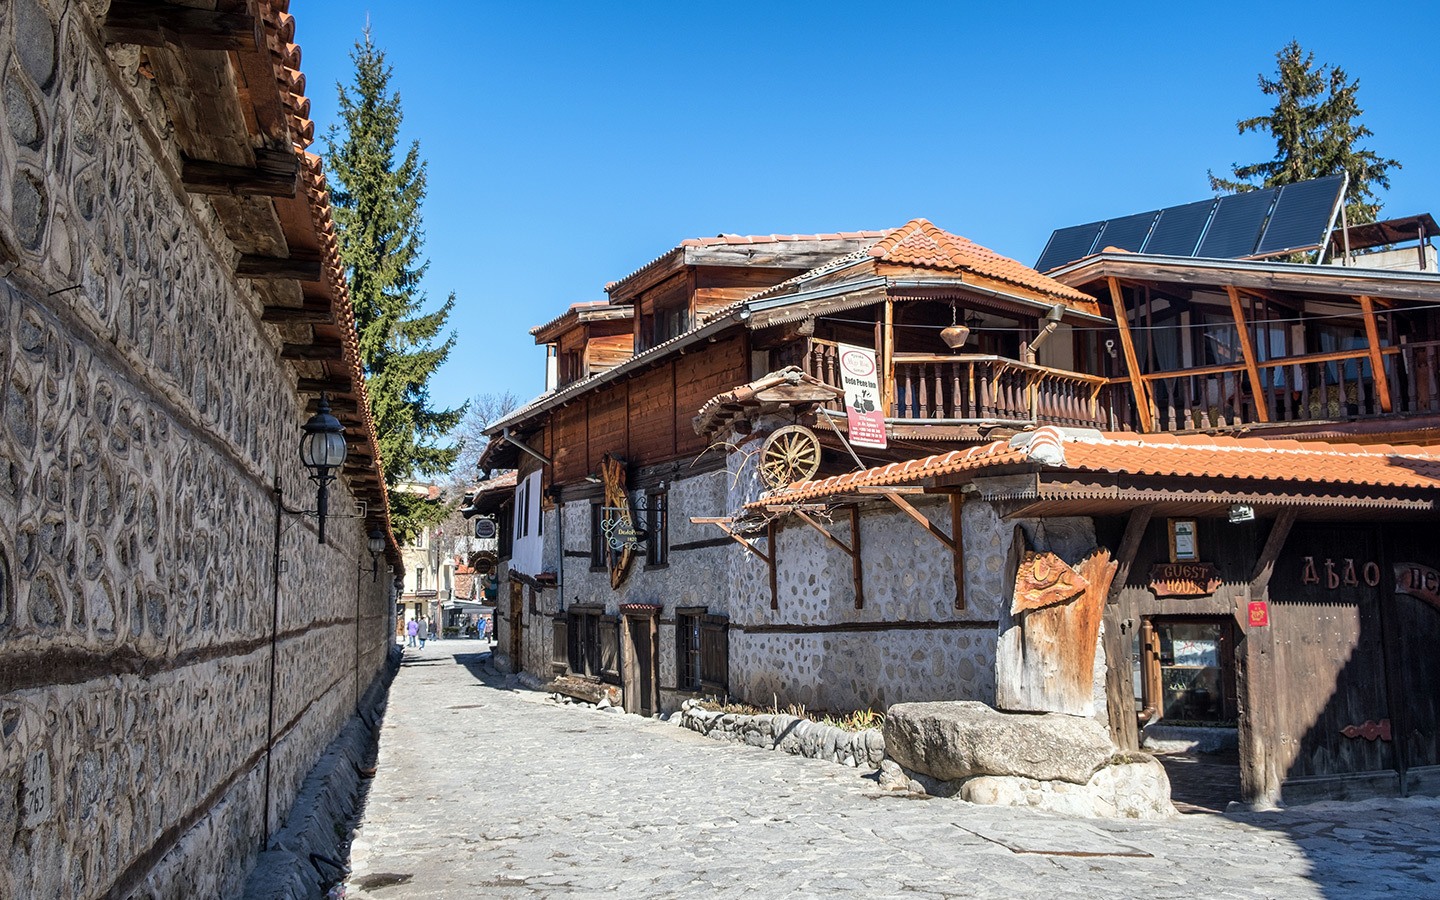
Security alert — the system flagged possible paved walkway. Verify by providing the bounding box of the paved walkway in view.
[344,640,1440,899]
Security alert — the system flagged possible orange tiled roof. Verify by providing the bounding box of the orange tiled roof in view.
[754,427,1440,507]
[872,219,1100,312]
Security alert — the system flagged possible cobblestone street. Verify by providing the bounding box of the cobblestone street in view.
[344,641,1440,899]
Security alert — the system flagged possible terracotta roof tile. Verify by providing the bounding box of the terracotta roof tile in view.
[871,219,1100,313]
[752,426,1440,507]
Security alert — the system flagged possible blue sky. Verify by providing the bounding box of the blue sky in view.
[295,1,1438,417]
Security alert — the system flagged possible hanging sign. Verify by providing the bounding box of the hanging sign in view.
[1148,562,1222,598]
[600,454,639,589]
[837,342,887,450]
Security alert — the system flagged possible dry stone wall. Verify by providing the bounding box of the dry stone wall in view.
[0,2,392,897]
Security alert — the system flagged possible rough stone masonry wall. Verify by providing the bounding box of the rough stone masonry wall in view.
[728,497,1002,713]
[557,469,731,708]
[0,2,392,898]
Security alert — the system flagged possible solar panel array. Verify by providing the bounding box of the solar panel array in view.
[1034,175,1346,272]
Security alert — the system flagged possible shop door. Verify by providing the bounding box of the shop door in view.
[508,581,524,671]
[1141,618,1237,725]
[622,615,658,716]
[1271,525,1395,781]
[1375,529,1440,781]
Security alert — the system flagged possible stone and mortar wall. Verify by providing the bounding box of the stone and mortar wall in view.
[677,699,886,769]
[0,2,392,897]
[728,496,1000,713]
[555,470,732,710]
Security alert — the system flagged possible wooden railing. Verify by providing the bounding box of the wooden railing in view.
[802,339,1116,429]
[1137,340,1440,433]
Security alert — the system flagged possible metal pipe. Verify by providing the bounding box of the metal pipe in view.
[262,477,284,849]
[502,428,552,466]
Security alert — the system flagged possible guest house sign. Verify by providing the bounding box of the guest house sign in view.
[1148,562,1222,598]
[1394,562,1440,611]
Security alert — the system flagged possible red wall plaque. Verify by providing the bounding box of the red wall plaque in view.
[1247,600,1269,628]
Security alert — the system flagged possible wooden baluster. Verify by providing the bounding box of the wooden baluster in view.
[1336,359,1351,418]
[1427,345,1440,412]
[934,365,945,420]
[1356,357,1370,416]
[951,363,963,419]
[1387,354,1402,414]
[979,364,992,418]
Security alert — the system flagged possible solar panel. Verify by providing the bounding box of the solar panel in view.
[1094,211,1160,253]
[1035,222,1104,272]
[1141,200,1215,256]
[1254,175,1345,256]
[1196,187,1279,258]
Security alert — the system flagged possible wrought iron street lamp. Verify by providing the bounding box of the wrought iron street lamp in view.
[367,527,386,581]
[299,394,348,544]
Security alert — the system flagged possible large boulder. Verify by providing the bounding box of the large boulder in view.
[884,700,1113,785]
[960,755,1175,819]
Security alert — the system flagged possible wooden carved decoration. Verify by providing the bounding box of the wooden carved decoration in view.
[1011,551,1089,614]
[1340,719,1392,742]
[600,454,638,589]
[760,424,821,489]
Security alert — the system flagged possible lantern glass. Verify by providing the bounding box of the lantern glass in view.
[368,529,386,555]
[300,428,348,471]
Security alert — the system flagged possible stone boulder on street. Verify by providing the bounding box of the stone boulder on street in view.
[883,700,1113,785]
[961,755,1175,819]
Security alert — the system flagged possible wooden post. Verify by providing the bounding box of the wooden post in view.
[1107,505,1154,604]
[850,505,865,610]
[950,494,966,610]
[1106,278,1154,432]
[883,300,896,417]
[1225,287,1271,423]
[1236,509,1295,809]
[1357,295,1394,413]
[766,519,779,610]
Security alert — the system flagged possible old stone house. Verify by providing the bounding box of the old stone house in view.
[0,1,396,897]
[478,220,1110,715]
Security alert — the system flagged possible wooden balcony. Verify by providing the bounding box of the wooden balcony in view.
[1134,341,1440,434]
[802,339,1117,430]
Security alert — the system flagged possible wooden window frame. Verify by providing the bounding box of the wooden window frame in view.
[676,607,703,692]
[645,488,669,569]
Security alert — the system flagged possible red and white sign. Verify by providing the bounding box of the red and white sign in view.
[1247,600,1269,628]
[838,342,887,449]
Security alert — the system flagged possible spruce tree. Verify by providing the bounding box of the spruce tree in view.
[326,29,464,541]
[1209,41,1400,225]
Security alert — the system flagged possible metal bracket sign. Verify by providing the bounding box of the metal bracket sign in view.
[602,494,647,552]
[473,515,499,553]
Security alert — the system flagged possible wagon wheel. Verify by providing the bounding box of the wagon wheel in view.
[761,425,821,489]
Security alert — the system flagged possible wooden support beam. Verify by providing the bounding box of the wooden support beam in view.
[181,149,298,197]
[793,508,864,609]
[1225,286,1271,423]
[691,516,780,608]
[297,376,353,394]
[1106,277,1154,432]
[1356,296,1394,413]
[878,490,955,553]
[237,252,322,282]
[281,342,343,360]
[767,519,779,610]
[1107,504,1154,604]
[854,485,925,495]
[883,299,896,416]
[1249,508,1298,591]
[950,494,966,611]
[307,395,358,414]
[263,304,334,324]
[101,0,263,50]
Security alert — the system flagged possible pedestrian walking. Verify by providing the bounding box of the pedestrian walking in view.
[405,617,418,647]
[417,617,429,649]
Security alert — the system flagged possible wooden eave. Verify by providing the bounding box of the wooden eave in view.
[101,0,399,560]
[1052,254,1440,305]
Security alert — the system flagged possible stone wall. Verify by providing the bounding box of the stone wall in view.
[726,496,1005,713]
[0,2,393,897]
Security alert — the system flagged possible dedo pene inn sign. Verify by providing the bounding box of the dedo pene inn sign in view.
[838,342,886,449]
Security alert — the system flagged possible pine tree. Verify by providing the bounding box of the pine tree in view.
[326,29,464,541]
[1209,41,1399,225]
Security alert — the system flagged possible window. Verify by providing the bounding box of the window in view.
[646,489,668,568]
[590,503,606,569]
[677,610,728,693]
[566,607,617,683]
[414,566,423,590]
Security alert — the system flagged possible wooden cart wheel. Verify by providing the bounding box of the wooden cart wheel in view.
[761,425,821,489]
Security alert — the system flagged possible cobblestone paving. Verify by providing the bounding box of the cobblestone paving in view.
[345,640,1440,899]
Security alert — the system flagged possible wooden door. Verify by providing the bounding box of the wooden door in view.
[622,614,658,716]
[1376,527,1440,780]
[1271,525,1395,782]
[508,581,524,672]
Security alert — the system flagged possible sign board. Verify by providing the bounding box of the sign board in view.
[600,454,638,589]
[1148,561,1222,598]
[1395,563,1440,611]
[473,515,498,552]
[1247,600,1269,628]
[837,342,887,449]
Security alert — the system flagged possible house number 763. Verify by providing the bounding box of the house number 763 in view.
[1301,556,1381,589]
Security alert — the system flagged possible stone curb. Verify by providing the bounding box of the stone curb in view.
[241,646,402,900]
[677,699,886,769]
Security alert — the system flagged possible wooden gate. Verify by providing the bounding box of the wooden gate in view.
[1270,525,1397,798]
[508,580,524,672]
[621,607,659,716]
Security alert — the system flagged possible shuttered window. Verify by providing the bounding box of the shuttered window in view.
[700,614,729,693]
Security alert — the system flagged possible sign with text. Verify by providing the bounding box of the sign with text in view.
[1247,600,1269,628]
[838,342,887,449]
[1395,563,1440,611]
[1147,561,1222,598]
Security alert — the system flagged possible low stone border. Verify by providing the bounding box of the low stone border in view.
[678,699,886,769]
